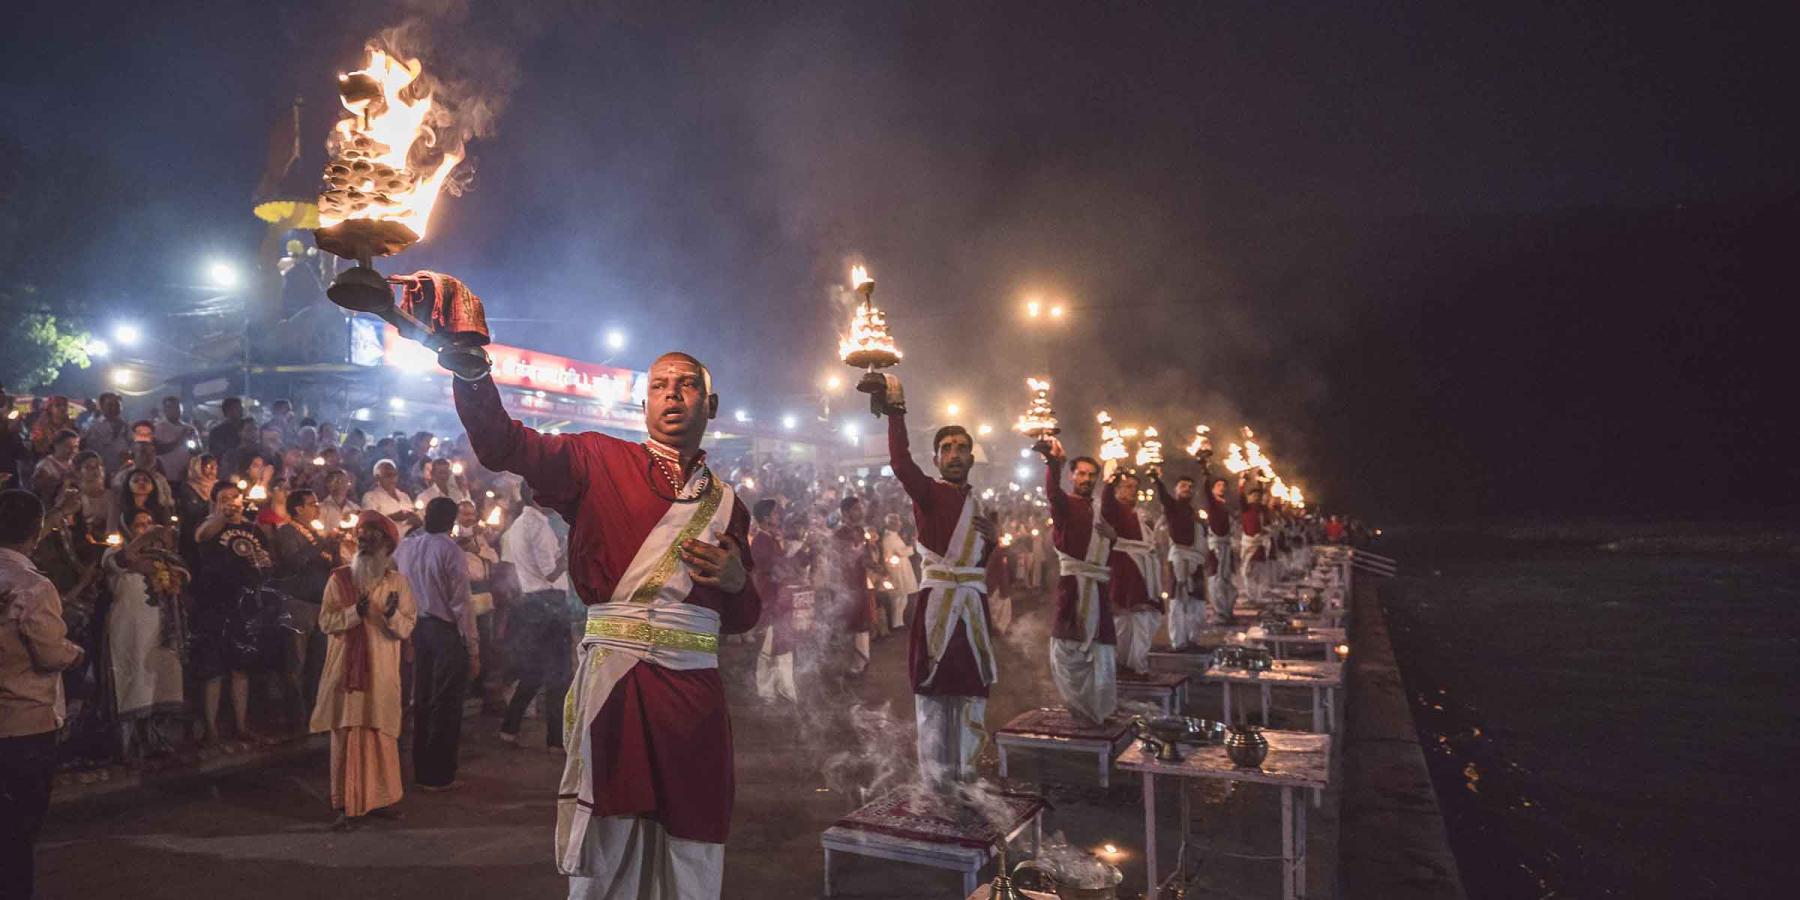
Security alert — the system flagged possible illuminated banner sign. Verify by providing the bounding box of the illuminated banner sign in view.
[376,324,648,410]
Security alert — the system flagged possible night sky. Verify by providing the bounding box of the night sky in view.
[3,0,1793,521]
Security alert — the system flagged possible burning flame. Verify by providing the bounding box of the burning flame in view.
[451,461,464,476]
[310,519,326,533]
[838,302,902,364]
[1185,424,1212,457]
[317,47,464,238]
[850,265,873,290]
[1097,411,1128,464]
[1135,426,1163,467]
[1014,376,1058,436]
[246,484,268,502]
[105,533,123,547]
[485,506,502,526]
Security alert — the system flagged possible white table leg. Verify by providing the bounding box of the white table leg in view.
[1178,777,1192,888]
[1260,684,1271,726]
[1327,687,1337,732]
[1034,813,1043,854]
[964,868,976,896]
[1281,785,1295,900]
[999,744,1010,778]
[1312,687,1323,733]
[1222,682,1232,724]
[823,848,833,897]
[1297,786,1309,898]
[1099,746,1110,788]
[1143,771,1160,900]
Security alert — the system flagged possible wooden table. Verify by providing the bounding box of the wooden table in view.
[1253,625,1347,660]
[1198,660,1343,733]
[821,788,1045,897]
[965,888,1054,900]
[1117,670,1191,715]
[1116,731,1331,900]
[994,707,1134,787]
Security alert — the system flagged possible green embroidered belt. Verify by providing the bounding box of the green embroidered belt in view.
[584,617,719,654]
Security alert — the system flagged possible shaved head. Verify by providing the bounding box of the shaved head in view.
[646,352,719,454]
[654,352,713,396]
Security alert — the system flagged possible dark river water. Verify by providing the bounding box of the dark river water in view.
[1376,528,1800,898]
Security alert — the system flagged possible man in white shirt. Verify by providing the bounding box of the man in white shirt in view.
[360,459,422,534]
[415,458,471,506]
[498,491,571,748]
[151,396,200,484]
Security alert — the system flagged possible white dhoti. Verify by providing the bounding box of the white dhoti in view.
[1111,608,1161,675]
[914,694,988,786]
[1239,534,1272,606]
[566,817,723,900]
[1206,534,1235,623]
[1165,544,1208,647]
[754,628,796,704]
[1050,638,1117,725]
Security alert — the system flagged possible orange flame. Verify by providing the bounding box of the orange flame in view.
[838,301,902,365]
[317,47,463,238]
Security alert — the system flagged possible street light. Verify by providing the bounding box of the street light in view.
[823,374,844,392]
[1025,299,1042,318]
[843,421,862,445]
[604,328,627,352]
[945,402,961,417]
[733,408,750,424]
[1049,305,1066,319]
[110,368,133,387]
[206,260,239,290]
[113,323,142,346]
[977,423,994,435]
[781,413,798,431]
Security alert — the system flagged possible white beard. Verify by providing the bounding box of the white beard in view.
[352,550,391,594]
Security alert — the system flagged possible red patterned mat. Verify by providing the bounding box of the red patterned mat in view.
[833,788,1046,850]
[995,707,1132,740]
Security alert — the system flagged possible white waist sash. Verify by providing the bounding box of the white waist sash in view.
[1113,537,1162,604]
[1056,551,1111,649]
[918,563,995,688]
[1168,543,1205,597]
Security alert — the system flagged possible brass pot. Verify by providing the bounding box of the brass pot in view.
[1011,859,1123,900]
[1224,725,1270,769]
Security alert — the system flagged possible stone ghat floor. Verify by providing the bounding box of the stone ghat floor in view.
[40,590,1339,899]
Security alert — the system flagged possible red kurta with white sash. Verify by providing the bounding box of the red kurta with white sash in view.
[454,376,760,866]
[887,414,996,698]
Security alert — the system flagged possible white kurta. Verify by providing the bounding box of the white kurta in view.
[102,550,184,719]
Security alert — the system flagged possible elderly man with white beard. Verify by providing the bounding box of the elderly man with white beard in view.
[310,511,417,831]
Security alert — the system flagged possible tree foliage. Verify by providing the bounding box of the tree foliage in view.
[0,307,92,392]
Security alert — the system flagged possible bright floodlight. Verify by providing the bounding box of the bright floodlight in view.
[113,323,142,346]
[1015,464,1031,480]
[781,413,798,431]
[733,409,750,424]
[843,422,862,444]
[1026,300,1041,318]
[110,368,132,387]
[977,423,994,435]
[604,328,627,351]
[388,397,406,411]
[946,402,961,417]
[207,260,239,289]
[1049,305,1066,319]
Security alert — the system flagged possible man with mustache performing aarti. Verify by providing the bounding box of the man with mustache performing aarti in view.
[395,273,761,900]
[867,377,1000,786]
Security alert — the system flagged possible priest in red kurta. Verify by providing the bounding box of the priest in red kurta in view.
[1103,471,1162,677]
[1204,476,1237,624]
[830,496,879,677]
[749,499,797,705]
[1151,471,1209,645]
[1239,483,1271,607]
[1037,437,1119,725]
[874,381,998,786]
[414,275,759,900]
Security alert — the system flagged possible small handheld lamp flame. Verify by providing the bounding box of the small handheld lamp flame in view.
[840,264,902,374]
[246,484,268,502]
[1135,426,1164,467]
[414,499,425,511]
[450,461,464,476]
[999,533,1014,548]
[1186,424,1212,457]
[1334,643,1351,661]
[485,506,502,526]
[105,533,123,547]
[236,480,249,491]
[1013,377,1059,438]
[342,513,360,530]
[310,519,326,533]
[740,477,756,491]
[311,456,326,467]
